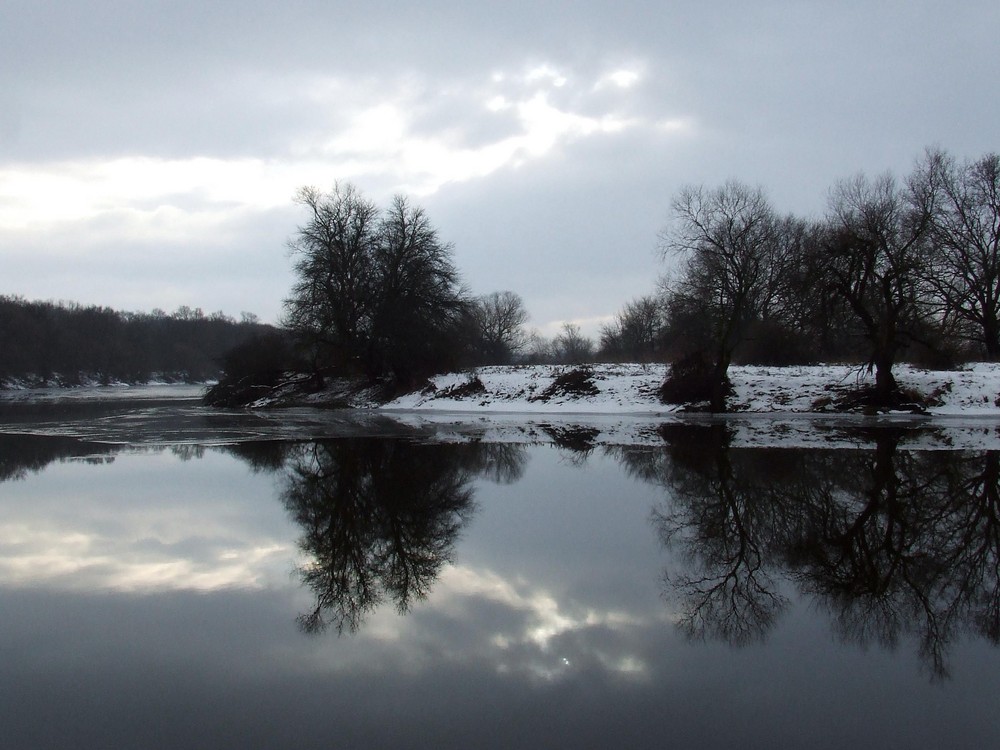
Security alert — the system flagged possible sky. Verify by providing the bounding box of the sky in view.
[2,1,997,338]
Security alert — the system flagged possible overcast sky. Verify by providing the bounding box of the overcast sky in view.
[2,1,997,337]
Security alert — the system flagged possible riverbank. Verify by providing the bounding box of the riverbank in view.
[380,362,1000,416]
[3,368,1000,450]
[213,362,1000,415]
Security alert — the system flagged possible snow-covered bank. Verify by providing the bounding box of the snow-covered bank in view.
[381,362,1000,417]
[362,362,1000,450]
[4,365,1000,450]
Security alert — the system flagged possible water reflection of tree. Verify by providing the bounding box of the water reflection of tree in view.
[220,440,293,473]
[281,439,525,634]
[617,425,812,645]
[0,433,119,482]
[616,426,1000,677]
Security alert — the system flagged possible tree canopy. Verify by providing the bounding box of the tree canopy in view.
[283,184,471,388]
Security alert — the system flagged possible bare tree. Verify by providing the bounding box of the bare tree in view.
[369,194,469,384]
[553,322,594,363]
[599,295,665,361]
[283,183,379,374]
[472,290,529,364]
[660,181,781,410]
[283,184,469,386]
[522,328,554,364]
[919,149,1000,357]
[763,216,855,362]
[823,171,935,402]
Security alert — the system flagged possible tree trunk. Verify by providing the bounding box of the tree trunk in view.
[873,354,897,404]
[710,355,731,413]
[983,316,1000,360]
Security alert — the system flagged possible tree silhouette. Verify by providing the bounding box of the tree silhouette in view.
[620,425,1000,677]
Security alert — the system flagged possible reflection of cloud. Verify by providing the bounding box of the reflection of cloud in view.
[0,522,291,592]
[411,565,652,682]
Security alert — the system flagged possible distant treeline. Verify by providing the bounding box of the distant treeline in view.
[0,296,277,385]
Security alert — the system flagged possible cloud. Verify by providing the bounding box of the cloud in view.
[595,67,643,91]
[2,0,997,329]
[302,64,656,195]
[0,61,665,241]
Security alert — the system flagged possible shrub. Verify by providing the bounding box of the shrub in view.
[436,375,487,400]
[203,331,301,406]
[658,351,732,405]
[530,367,600,401]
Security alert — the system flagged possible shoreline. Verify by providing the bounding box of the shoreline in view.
[378,362,1000,417]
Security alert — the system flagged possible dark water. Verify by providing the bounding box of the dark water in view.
[1,396,999,748]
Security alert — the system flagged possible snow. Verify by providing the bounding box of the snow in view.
[370,362,1000,450]
[381,362,1000,417]
[385,363,669,414]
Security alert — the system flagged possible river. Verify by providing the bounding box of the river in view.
[1,387,998,748]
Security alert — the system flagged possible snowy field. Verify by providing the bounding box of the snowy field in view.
[383,362,1000,416]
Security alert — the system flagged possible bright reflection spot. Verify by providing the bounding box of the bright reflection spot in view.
[615,656,645,674]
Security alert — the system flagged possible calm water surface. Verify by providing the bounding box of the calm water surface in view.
[1,392,999,748]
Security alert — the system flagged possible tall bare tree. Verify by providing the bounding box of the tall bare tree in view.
[369,194,468,384]
[283,183,379,374]
[660,181,781,410]
[823,171,935,401]
[919,149,1000,357]
[283,184,469,386]
[599,295,665,361]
